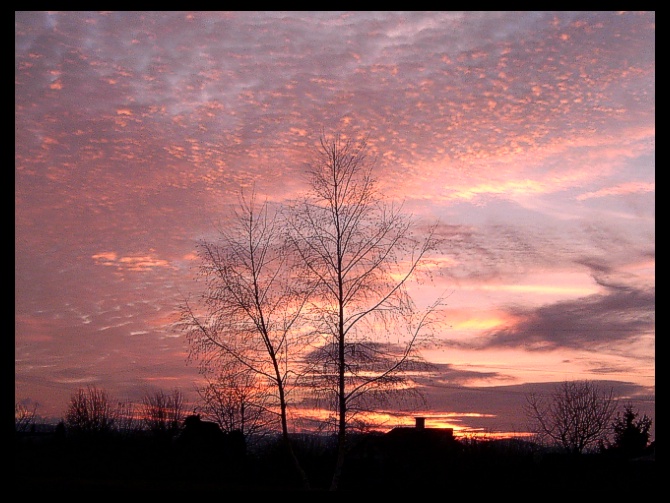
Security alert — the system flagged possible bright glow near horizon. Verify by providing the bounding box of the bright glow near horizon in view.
[15,11,654,440]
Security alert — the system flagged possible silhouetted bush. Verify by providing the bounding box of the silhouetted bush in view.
[609,404,653,459]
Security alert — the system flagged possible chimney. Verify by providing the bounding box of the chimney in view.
[415,417,426,430]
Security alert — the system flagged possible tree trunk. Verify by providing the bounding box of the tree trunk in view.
[329,427,347,491]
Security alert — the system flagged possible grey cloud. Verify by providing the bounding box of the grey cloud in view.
[418,362,502,385]
[477,284,654,351]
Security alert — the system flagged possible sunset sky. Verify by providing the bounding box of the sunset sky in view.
[15,11,655,439]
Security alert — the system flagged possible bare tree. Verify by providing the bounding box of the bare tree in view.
[197,361,276,443]
[15,401,38,433]
[140,388,185,438]
[286,132,443,490]
[64,385,117,436]
[115,399,141,435]
[178,190,313,488]
[525,380,618,455]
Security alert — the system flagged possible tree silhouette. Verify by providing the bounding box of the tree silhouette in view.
[525,380,618,455]
[611,403,652,458]
[15,401,38,433]
[140,388,185,438]
[64,385,117,437]
[286,132,443,490]
[178,190,313,489]
[196,362,276,444]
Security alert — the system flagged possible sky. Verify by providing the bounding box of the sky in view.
[15,11,655,439]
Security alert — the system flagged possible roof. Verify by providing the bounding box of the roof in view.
[386,426,454,439]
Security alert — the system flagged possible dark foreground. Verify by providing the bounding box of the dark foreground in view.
[15,430,655,494]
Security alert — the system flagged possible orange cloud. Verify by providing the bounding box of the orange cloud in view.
[92,251,175,272]
[453,317,507,332]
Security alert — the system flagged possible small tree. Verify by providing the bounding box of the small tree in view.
[140,388,185,438]
[15,401,38,433]
[116,399,141,436]
[197,362,276,442]
[64,385,117,436]
[178,190,313,489]
[525,380,618,455]
[610,403,652,458]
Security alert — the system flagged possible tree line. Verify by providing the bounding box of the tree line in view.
[15,381,655,493]
[15,379,654,492]
[16,379,653,458]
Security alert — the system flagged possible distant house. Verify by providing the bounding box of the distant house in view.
[385,417,454,441]
[344,417,458,485]
[348,417,456,461]
[382,417,455,455]
[176,414,246,461]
